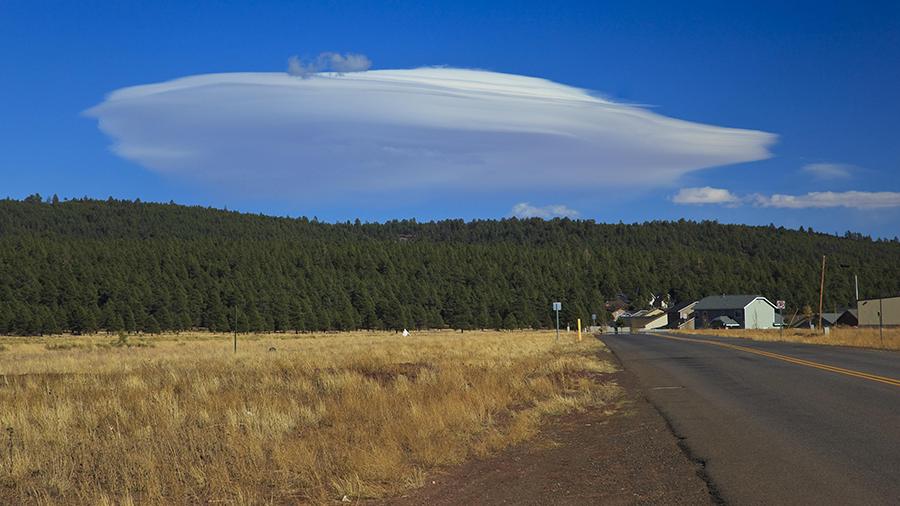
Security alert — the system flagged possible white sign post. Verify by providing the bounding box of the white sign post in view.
[552,302,562,342]
[776,300,786,336]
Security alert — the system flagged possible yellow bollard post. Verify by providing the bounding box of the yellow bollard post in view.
[577,318,582,342]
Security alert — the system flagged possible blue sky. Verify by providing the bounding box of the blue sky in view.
[1,0,899,236]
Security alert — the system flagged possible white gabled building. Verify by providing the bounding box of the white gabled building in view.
[621,308,669,330]
[693,295,777,329]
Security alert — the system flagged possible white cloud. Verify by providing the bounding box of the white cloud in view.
[510,202,580,219]
[286,56,312,77]
[754,191,900,209]
[324,53,372,73]
[672,187,900,210]
[672,186,740,205]
[802,163,855,180]
[86,68,776,199]
[287,52,371,78]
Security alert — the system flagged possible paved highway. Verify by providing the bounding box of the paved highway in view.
[602,332,900,505]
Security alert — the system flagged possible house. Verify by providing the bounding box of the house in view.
[604,297,630,312]
[792,313,837,328]
[666,300,698,329]
[648,293,671,310]
[610,308,628,322]
[693,295,777,329]
[791,316,815,329]
[821,310,860,327]
[838,309,859,326]
[677,318,696,330]
[858,296,900,326]
[792,309,859,329]
[621,308,668,330]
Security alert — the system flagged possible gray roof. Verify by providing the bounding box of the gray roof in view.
[821,313,841,325]
[623,309,663,318]
[858,295,900,303]
[669,300,698,313]
[694,295,774,311]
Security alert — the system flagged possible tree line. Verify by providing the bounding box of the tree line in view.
[1,195,898,335]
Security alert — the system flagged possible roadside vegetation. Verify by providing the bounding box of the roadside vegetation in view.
[0,330,619,504]
[676,327,900,351]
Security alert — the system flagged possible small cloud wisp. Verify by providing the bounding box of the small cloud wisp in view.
[672,186,740,205]
[673,187,900,210]
[510,202,580,219]
[802,163,855,180]
[287,52,372,78]
[754,191,900,209]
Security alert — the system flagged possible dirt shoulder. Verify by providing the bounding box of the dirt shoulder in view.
[381,356,712,505]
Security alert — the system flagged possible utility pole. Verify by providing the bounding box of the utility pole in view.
[818,255,826,332]
[854,274,859,304]
[233,304,238,353]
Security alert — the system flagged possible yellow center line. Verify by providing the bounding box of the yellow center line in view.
[655,333,900,388]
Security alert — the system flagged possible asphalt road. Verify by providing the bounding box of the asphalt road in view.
[601,332,900,506]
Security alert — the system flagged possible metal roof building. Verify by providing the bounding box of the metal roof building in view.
[694,295,777,329]
[858,296,900,327]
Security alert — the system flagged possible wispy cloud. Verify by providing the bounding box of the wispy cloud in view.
[753,191,900,209]
[672,188,900,209]
[510,202,580,219]
[802,163,855,180]
[672,187,740,205]
[86,67,775,200]
[287,52,371,78]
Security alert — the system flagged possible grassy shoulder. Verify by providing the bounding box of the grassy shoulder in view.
[672,327,900,351]
[0,330,619,504]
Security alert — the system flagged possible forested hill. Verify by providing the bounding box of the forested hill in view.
[1,196,899,335]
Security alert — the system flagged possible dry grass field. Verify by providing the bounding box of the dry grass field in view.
[677,327,900,351]
[0,330,619,505]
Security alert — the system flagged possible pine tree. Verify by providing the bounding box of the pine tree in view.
[144,315,161,334]
[289,300,306,333]
[155,307,173,330]
[40,308,60,335]
[177,311,192,333]
[235,309,250,333]
[100,304,119,333]
[68,306,91,335]
[123,308,137,333]
[503,312,519,330]
[246,306,263,332]
[0,305,11,335]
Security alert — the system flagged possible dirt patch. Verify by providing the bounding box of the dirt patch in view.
[378,367,712,505]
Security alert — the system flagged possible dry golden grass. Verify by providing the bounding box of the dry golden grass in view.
[0,330,619,505]
[676,327,900,351]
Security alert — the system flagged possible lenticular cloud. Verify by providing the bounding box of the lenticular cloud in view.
[86,68,776,197]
